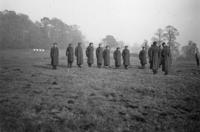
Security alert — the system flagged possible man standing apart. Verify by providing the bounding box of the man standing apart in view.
[122,46,130,69]
[113,47,121,68]
[103,46,110,67]
[148,45,153,69]
[195,46,200,66]
[150,41,159,74]
[96,43,103,68]
[75,42,83,68]
[139,47,147,69]
[66,43,74,68]
[86,43,94,67]
[161,42,172,75]
[50,43,59,69]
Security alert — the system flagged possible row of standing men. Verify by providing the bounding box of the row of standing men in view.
[139,41,172,75]
[50,42,130,69]
[50,41,172,75]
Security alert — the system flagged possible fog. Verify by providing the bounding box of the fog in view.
[1,0,200,46]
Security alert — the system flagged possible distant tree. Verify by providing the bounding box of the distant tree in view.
[102,35,118,49]
[142,40,149,58]
[117,40,125,49]
[151,28,165,46]
[0,10,84,49]
[164,25,180,58]
[181,41,198,60]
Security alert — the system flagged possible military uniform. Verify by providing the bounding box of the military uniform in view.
[75,44,83,67]
[139,49,147,68]
[96,47,103,68]
[86,45,94,67]
[66,45,74,68]
[103,48,110,67]
[122,48,130,69]
[50,46,59,69]
[113,49,121,68]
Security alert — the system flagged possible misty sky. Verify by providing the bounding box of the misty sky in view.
[1,0,200,46]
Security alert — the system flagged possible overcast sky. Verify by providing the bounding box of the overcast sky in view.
[1,0,200,46]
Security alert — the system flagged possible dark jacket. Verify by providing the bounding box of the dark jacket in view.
[150,45,159,70]
[86,46,94,64]
[139,49,147,65]
[75,45,83,65]
[96,47,103,64]
[113,49,121,67]
[66,46,74,62]
[50,47,59,66]
[103,49,110,66]
[161,46,172,72]
[122,49,130,66]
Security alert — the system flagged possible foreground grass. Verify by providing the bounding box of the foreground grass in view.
[0,49,200,132]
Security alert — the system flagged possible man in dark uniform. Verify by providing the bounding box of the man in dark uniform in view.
[86,43,94,67]
[96,43,103,68]
[158,45,162,68]
[50,43,59,69]
[113,47,121,68]
[103,45,110,67]
[66,43,74,68]
[195,46,200,66]
[122,46,130,69]
[75,42,83,68]
[161,42,172,75]
[150,41,159,74]
[139,47,147,69]
[148,44,153,69]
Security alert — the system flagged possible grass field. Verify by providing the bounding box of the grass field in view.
[0,49,200,132]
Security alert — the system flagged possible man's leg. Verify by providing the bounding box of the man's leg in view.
[53,65,57,69]
[142,64,144,69]
[165,71,168,75]
[153,69,157,74]
[69,62,72,68]
[125,65,128,69]
[197,57,199,66]
[98,63,101,68]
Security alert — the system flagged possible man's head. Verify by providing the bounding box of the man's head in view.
[99,43,102,47]
[78,42,81,46]
[89,42,93,46]
[162,42,166,47]
[106,45,109,49]
[142,46,145,50]
[153,41,157,46]
[69,43,72,47]
[125,46,128,49]
[117,47,120,50]
[53,42,57,47]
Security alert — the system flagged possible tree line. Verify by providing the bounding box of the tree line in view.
[0,10,198,60]
[0,10,84,49]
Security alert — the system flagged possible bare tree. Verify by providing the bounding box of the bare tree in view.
[164,25,180,59]
[152,28,165,46]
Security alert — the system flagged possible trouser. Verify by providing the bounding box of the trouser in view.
[115,64,120,68]
[52,65,57,69]
[88,63,92,67]
[149,61,153,69]
[124,65,128,69]
[141,64,145,69]
[68,61,73,68]
[164,70,168,75]
[77,64,82,68]
[97,63,102,68]
[153,69,157,74]
[196,56,199,66]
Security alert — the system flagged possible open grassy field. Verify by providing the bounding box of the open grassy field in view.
[0,49,200,132]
